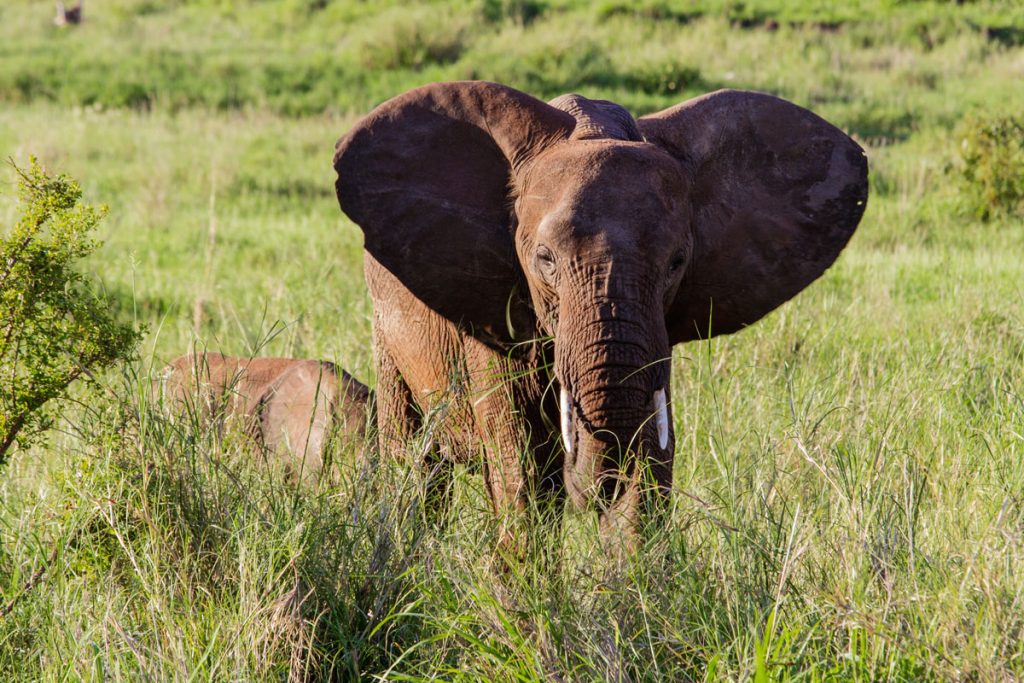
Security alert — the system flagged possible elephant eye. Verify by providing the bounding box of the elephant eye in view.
[668,252,686,275]
[535,245,557,279]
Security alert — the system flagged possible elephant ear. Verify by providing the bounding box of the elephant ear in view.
[639,89,868,342]
[334,81,574,347]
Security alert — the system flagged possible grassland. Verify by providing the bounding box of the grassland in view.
[1,0,1023,679]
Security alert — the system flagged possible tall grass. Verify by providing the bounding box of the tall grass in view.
[1,0,1023,679]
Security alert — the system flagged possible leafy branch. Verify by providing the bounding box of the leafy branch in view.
[0,158,141,465]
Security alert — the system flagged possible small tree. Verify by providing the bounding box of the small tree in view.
[0,158,140,465]
[954,114,1024,221]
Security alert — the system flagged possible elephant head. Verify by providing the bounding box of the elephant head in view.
[334,81,867,510]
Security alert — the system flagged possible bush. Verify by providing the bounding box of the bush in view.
[0,159,141,464]
[953,114,1024,221]
[480,0,546,26]
[622,60,702,95]
[353,6,471,71]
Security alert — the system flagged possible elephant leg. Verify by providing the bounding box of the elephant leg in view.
[478,393,565,566]
[598,447,672,554]
[420,449,453,527]
[480,453,528,560]
[374,323,461,528]
[598,471,642,554]
[474,382,528,555]
[529,370,566,517]
[373,328,419,462]
[467,340,563,559]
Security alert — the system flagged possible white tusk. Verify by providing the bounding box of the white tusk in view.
[560,387,574,456]
[654,388,669,450]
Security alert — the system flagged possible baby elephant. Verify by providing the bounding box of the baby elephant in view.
[156,352,372,481]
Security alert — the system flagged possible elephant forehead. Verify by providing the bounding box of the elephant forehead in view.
[519,142,687,243]
[520,141,687,216]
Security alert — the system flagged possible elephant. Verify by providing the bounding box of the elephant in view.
[156,352,372,482]
[333,81,868,546]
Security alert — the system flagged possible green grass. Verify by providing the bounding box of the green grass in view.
[1,0,1023,679]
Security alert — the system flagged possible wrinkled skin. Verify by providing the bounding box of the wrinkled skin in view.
[157,352,372,482]
[334,82,868,547]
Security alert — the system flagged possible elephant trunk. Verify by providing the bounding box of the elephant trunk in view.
[555,290,673,508]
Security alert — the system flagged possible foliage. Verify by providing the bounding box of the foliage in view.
[953,114,1024,220]
[0,159,140,463]
[480,0,547,25]
[351,5,472,71]
[0,0,1021,123]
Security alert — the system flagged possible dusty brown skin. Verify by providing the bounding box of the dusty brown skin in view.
[157,352,372,481]
[334,82,868,545]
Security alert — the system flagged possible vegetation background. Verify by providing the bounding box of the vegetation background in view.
[1,0,1023,679]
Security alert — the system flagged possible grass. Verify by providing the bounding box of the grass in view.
[1,0,1023,679]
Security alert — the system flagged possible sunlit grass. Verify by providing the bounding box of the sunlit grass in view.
[1,0,1023,679]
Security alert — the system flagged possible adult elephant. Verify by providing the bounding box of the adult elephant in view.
[334,81,867,546]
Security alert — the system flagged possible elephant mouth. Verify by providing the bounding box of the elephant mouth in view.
[558,385,670,461]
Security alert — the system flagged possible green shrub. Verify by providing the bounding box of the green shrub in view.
[594,0,696,22]
[953,114,1024,220]
[0,159,141,464]
[353,6,471,71]
[465,32,618,97]
[623,60,702,95]
[480,0,546,25]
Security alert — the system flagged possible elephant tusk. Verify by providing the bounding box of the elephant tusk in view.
[560,386,574,457]
[654,388,669,450]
